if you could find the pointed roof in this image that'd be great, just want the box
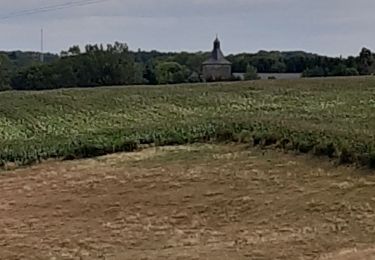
[203,36,231,65]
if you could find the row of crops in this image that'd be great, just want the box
[1,77,375,168]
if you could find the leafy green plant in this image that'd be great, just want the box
[1,77,375,168]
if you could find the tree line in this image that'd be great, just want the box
[1,42,375,91]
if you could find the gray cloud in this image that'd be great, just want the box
[0,0,374,56]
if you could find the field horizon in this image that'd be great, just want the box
[1,76,375,169]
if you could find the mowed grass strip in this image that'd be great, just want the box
[0,76,375,168]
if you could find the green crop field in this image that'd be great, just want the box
[1,76,375,168]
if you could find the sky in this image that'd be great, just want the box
[0,0,374,57]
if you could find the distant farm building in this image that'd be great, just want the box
[202,37,232,81]
[202,37,302,82]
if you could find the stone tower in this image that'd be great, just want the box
[202,36,232,81]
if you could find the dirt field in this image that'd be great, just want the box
[1,144,375,260]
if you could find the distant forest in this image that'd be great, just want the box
[1,42,375,90]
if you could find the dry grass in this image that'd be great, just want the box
[1,144,375,259]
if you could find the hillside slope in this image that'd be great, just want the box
[0,77,375,167]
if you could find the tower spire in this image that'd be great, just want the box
[213,35,220,51]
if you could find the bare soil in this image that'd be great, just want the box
[1,144,375,260]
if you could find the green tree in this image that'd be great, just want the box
[302,66,326,77]
[0,54,11,90]
[358,47,375,75]
[244,64,260,80]
[344,67,359,76]
[143,61,157,85]
[11,42,144,90]
[155,62,190,84]
[68,45,81,56]
[329,64,359,76]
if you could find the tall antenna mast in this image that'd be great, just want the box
[40,28,44,63]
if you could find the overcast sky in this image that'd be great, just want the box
[0,0,374,56]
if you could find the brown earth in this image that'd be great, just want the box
[1,144,375,260]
